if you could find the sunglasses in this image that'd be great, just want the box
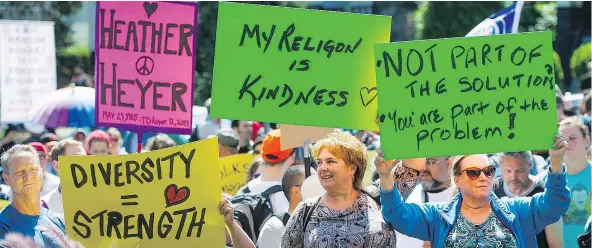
[457,165,496,180]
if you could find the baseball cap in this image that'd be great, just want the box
[261,129,293,164]
[28,142,48,155]
[40,133,58,144]
[216,129,239,148]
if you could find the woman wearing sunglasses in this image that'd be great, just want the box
[377,133,571,248]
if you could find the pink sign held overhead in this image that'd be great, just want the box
[95,1,197,134]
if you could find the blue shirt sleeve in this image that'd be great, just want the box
[379,183,437,241]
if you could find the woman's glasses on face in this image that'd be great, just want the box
[458,165,496,180]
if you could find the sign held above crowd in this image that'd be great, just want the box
[210,2,391,131]
[374,31,557,160]
[94,1,198,135]
[0,20,57,123]
[59,138,224,248]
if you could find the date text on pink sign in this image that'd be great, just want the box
[95,1,197,134]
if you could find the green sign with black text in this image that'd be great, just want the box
[375,32,557,159]
[211,2,391,131]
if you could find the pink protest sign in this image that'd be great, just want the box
[95,1,197,134]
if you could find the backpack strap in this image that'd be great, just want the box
[302,197,321,232]
[261,185,282,197]
[273,212,291,226]
[281,212,290,226]
[241,186,251,194]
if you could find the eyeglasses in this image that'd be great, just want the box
[426,159,440,167]
[457,165,496,180]
[426,157,450,167]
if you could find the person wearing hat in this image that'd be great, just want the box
[215,129,240,158]
[236,129,294,214]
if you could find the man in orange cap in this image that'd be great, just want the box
[236,129,295,214]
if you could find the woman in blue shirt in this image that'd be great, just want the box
[377,133,571,248]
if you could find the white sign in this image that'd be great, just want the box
[0,21,57,123]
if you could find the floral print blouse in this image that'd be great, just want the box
[281,161,421,248]
[444,211,518,248]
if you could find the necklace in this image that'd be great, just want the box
[462,201,490,210]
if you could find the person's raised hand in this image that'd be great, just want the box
[549,132,568,158]
[374,147,399,178]
[219,198,235,226]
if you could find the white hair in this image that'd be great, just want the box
[0,145,40,174]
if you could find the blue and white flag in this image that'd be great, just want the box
[466,1,524,37]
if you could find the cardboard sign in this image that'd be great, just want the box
[60,139,224,248]
[211,2,391,131]
[0,21,56,123]
[362,150,379,187]
[375,32,557,160]
[220,154,254,195]
[280,124,335,150]
[94,1,197,134]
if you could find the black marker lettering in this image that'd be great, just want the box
[178,24,194,56]
[136,79,153,110]
[114,162,124,187]
[73,211,91,238]
[125,160,142,184]
[164,23,179,55]
[71,163,87,188]
[99,9,115,49]
[179,149,195,178]
[153,82,171,111]
[117,79,134,108]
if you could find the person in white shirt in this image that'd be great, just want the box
[40,140,86,216]
[236,129,295,214]
[257,165,307,248]
[396,156,456,248]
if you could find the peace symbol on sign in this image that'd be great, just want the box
[135,56,155,76]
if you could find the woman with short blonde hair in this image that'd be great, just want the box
[281,131,397,247]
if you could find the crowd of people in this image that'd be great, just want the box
[0,85,588,248]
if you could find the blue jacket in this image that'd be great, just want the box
[380,166,571,248]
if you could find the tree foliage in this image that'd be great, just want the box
[0,2,82,52]
[570,43,592,81]
[553,50,565,91]
[518,2,557,37]
[422,2,504,39]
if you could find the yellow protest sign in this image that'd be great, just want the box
[59,138,225,248]
[220,154,254,195]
